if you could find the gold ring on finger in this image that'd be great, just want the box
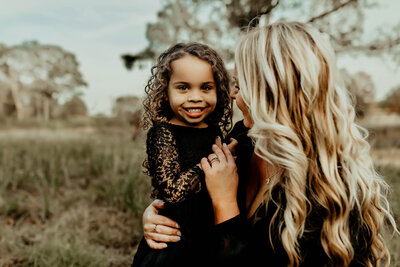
[153,224,157,233]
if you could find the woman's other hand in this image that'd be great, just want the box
[201,144,240,224]
[142,199,181,249]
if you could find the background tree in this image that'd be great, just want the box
[112,95,143,140]
[122,0,400,69]
[341,70,375,118]
[59,95,88,118]
[380,86,400,114]
[0,41,87,120]
[121,0,400,114]
[112,95,141,119]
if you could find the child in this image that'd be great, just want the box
[131,42,232,267]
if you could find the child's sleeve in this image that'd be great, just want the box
[146,124,202,203]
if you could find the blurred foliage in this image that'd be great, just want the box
[122,0,400,68]
[112,95,143,140]
[380,86,400,114]
[0,41,87,121]
[59,95,88,118]
[341,70,375,118]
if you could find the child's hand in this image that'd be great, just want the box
[215,136,238,155]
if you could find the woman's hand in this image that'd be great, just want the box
[142,199,181,249]
[215,136,238,155]
[201,144,240,224]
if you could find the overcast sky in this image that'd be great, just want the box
[1,0,399,115]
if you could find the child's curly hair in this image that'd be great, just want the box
[141,42,232,135]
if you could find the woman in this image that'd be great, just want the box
[140,22,399,266]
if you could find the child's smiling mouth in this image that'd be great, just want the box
[183,107,206,118]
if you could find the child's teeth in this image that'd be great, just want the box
[189,109,201,112]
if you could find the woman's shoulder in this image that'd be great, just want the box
[227,120,249,140]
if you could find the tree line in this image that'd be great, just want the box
[0,41,87,121]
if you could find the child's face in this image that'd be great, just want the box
[167,55,217,128]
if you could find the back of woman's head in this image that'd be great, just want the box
[235,21,398,266]
[142,42,232,134]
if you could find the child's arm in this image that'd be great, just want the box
[146,124,203,203]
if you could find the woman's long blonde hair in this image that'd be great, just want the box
[235,21,398,266]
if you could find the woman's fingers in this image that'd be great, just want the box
[144,214,180,229]
[213,144,233,165]
[201,157,212,173]
[214,136,237,155]
[209,143,235,166]
[141,199,181,249]
[144,200,180,228]
[227,138,238,153]
[143,217,181,249]
[215,136,222,149]
[155,224,181,236]
[203,143,236,174]
[144,231,181,243]
[143,223,181,237]
[150,199,165,211]
[212,144,226,163]
[145,239,168,250]
[222,143,235,165]
[207,153,218,162]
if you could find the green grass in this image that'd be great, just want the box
[378,165,400,266]
[0,128,151,266]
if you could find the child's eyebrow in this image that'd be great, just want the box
[171,81,189,85]
[171,81,215,86]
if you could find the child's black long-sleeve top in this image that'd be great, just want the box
[133,122,222,267]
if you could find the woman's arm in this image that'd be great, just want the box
[201,144,251,263]
[142,199,182,249]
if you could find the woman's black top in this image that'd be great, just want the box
[132,122,222,267]
[213,201,371,266]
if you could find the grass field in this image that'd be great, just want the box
[0,125,151,266]
[0,123,399,266]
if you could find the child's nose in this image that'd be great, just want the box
[188,89,202,102]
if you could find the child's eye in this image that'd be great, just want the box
[178,85,189,90]
[201,85,213,90]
